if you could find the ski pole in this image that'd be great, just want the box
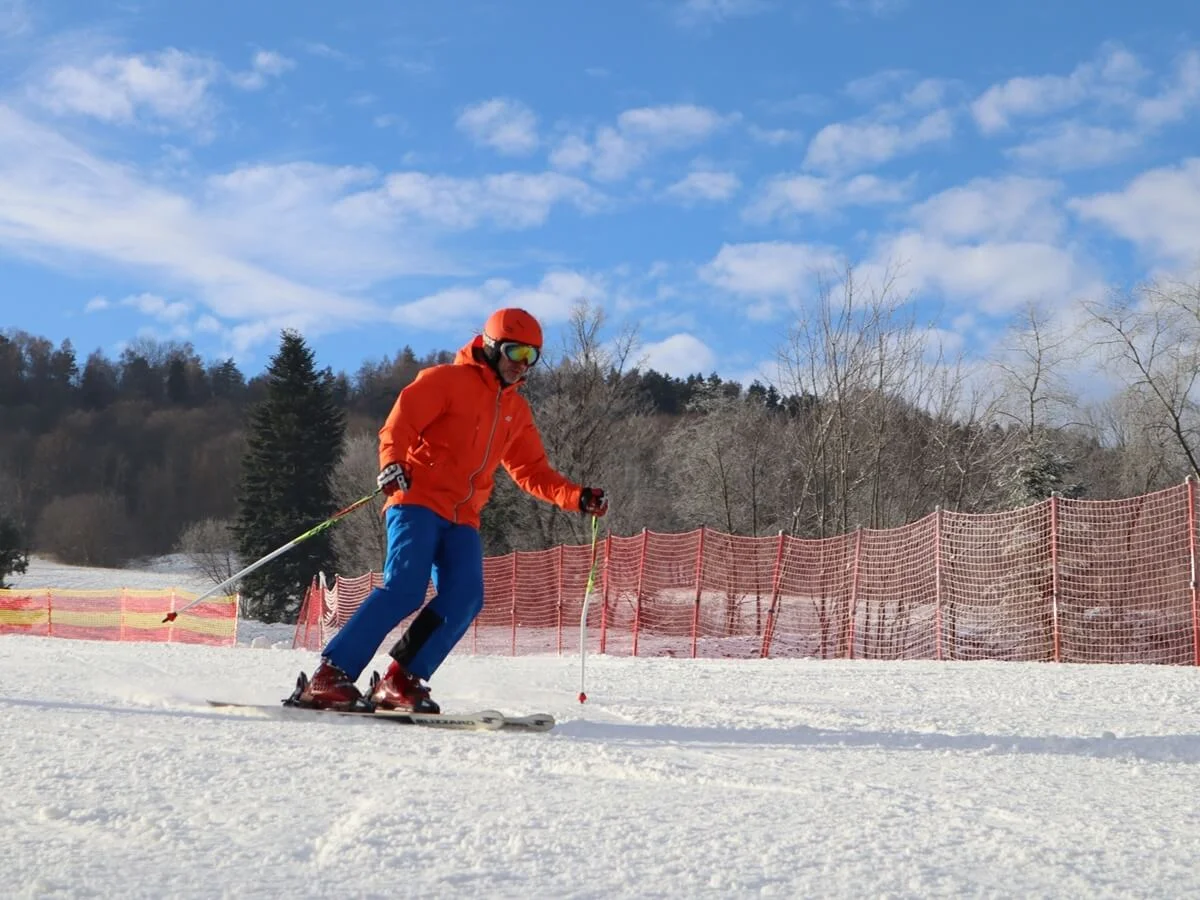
[162,488,382,623]
[578,514,601,703]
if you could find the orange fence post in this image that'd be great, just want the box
[510,552,518,656]
[600,534,612,655]
[632,528,648,657]
[556,544,564,656]
[847,528,862,659]
[934,507,943,661]
[1049,494,1061,663]
[1189,477,1199,666]
[691,526,706,658]
[760,531,785,659]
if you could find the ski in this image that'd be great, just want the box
[205,700,512,731]
[205,700,555,731]
[203,670,555,732]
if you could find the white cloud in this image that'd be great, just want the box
[665,170,741,204]
[1008,122,1143,170]
[700,241,841,300]
[84,296,110,312]
[587,127,647,181]
[0,106,461,352]
[364,171,600,230]
[120,292,191,322]
[745,172,910,220]
[1070,158,1200,267]
[32,49,220,130]
[456,98,539,156]
[849,174,1105,317]
[548,133,592,170]
[747,124,802,145]
[844,69,912,104]
[803,110,952,173]
[874,231,1102,315]
[640,333,716,378]
[1134,50,1200,129]
[372,113,405,130]
[551,104,732,181]
[970,45,1146,134]
[195,315,222,334]
[230,50,296,91]
[617,104,729,143]
[30,47,295,132]
[902,78,952,111]
[297,41,359,68]
[391,271,604,334]
[909,176,1065,243]
[970,49,1200,173]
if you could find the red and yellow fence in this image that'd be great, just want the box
[0,588,238,645]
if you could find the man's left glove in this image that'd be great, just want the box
[377,462,410,496]
[579,487,608,516]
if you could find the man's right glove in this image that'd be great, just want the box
[579,487,608,516]
[377,462,410,496]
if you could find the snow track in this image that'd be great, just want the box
[3,635,1200,897]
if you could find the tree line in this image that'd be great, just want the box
[4,270,1200,615]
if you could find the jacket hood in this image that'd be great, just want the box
[455,335,525,391]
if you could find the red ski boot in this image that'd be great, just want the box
[295,660,366,710]
[369,660,440,713]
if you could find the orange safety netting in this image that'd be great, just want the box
[0,588,239,645]
[294,481,1200,665]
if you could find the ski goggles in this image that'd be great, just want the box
[499,341,540,366]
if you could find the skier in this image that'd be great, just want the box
[296,307,608,711]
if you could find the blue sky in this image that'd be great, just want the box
[1,0,1199,384]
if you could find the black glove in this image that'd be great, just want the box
[579,487,608,516]
[377,462,410,496]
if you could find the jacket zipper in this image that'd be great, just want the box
[453,388,502,523]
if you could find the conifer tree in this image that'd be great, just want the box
[0,512,28,588]
[233,331,346,622]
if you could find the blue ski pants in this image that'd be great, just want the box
[321,504,484,681]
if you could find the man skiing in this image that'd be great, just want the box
[296,307,608,712]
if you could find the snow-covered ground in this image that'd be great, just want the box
[4,558,1200,897]
[11,554,220,597]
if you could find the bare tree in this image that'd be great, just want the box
[989,301,1085,505]
[175,518,240,586]
[35,492,134,567]
[664,384,788,536]
[1083,388,1187,496]
[915,355,1014,513]
[329,433,387,576]
[514,300,663,547]
[777,263,941,534]
[1085,278,1200,479]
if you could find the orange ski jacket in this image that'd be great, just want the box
[378,336,584,528]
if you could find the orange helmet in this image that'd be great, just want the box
[483,308,543,348]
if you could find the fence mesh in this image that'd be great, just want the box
[0,588,238,645]
[294,481,1200,666]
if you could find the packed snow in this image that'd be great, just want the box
[3,557,1200,897]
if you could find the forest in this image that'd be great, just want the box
[3,272,1200,584]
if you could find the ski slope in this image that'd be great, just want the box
[3,558,1200,897]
